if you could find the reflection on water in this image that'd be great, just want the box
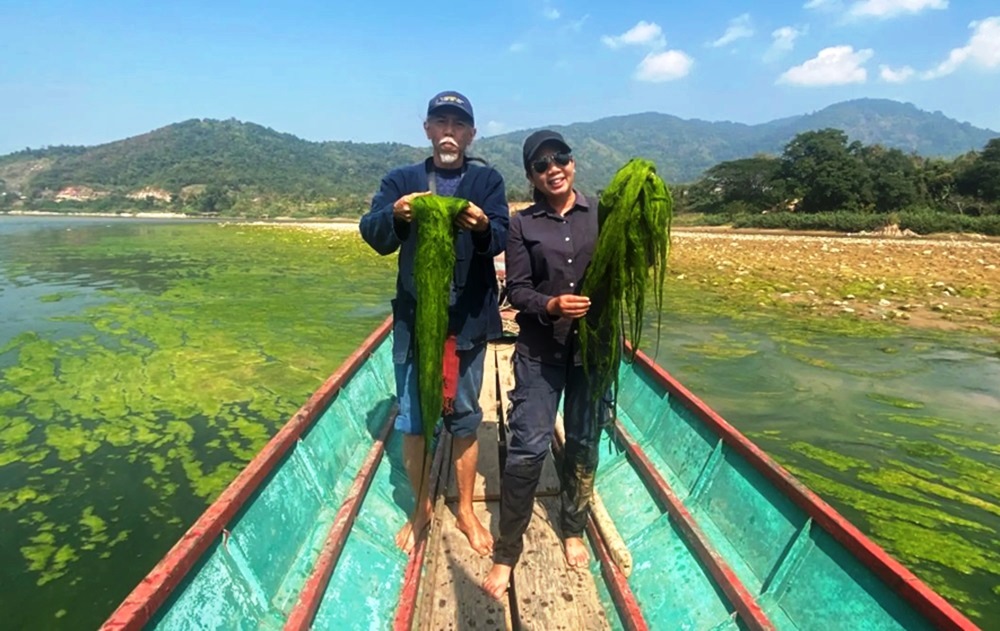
[1,216,998,627]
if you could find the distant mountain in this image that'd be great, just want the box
[474,98,999,191]
[755,99,997,157]
[1,99,996,209]
[0,119,425,200]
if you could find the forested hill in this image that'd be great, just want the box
[1,98,996,214]
[0,119,426,198]
[474,99,999,192]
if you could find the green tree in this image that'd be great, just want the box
[860,145,919,212]
[780,129,869,213]
[196,184,232,214]
[700,156,784,211]
[958,138,1000,204]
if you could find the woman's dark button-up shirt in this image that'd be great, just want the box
[505,191,598,365]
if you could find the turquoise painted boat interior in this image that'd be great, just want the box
[144,332,959,630]
[586,358,938,631]
[149,333,411,631]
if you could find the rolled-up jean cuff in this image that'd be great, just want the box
[392,341,486,437]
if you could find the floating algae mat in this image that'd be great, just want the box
[410,194,468,447]
[0,219,396,630]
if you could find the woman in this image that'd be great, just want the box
[482,130,610,599]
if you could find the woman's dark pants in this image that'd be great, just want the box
[492,350,604,567]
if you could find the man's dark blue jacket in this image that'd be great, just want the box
[359,157,509,363]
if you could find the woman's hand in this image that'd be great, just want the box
[546,294,590,319]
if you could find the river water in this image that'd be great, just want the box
[1,216,997,628]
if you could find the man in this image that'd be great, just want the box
[359,90,509,555]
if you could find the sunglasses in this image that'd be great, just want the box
[531,152,572,174]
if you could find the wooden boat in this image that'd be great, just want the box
[100,316,980,630]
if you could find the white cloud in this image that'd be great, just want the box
[778,45,874,85]
[766,26,806,59]
[634,50,694,82]
[923,16,1000,78]
[484,121,506,135]
[804,0,837,8]
[848,0,946,19]
[509,42,526,53]
[879,64,916,82]
[710,14,754,48]
[544,6,560,20]
[602,21,666,49]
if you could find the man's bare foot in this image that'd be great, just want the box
[456,509,494,556]
[564,536,590,568]
[396,504,432,554]
[482,563,512,601]
[394,521,415,553]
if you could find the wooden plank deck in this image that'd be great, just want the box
[414,341,610,630]
[415,342,512,630]
[512,496,612,630]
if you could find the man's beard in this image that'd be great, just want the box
[436,137,462,164]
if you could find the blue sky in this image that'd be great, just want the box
[2,0,999,155]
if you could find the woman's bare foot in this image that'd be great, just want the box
[564,536,590,568]
[482,563,512,601]
[456,509,494,556]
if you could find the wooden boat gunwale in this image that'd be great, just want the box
[623,340,979,631]
[99,317,394,631]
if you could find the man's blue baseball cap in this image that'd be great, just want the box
[427,90,474,125]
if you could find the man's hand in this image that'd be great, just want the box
[454,202,490,233]
[393,191,431,223]
[546,294,591,319]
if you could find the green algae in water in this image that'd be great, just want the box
[866,392,926,410]
[935,434,1000,457]
[783,464,999,612]
[877,461,1000,518]
[79,507,108,544]
[0,224,399,621]
[45,425,102,461]
[902,441,954,459]
[682,342,758,360]
[788,442,871,472]
[20,531,79,587]
[38,292,78,303]
[869,412,961,429]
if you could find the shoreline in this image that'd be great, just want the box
[4,210,999,244]
[1,210,359,222]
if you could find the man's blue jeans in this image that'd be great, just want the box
[393,341,486,439]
